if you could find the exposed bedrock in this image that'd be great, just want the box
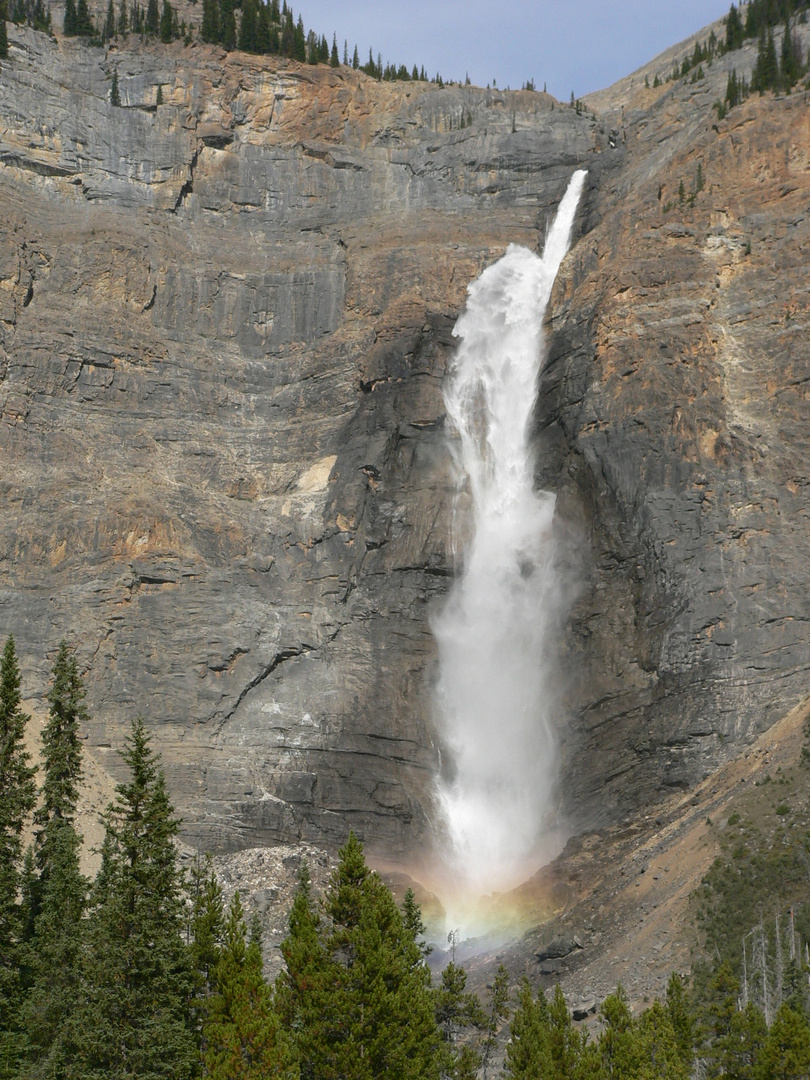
[1,25,808,862]
[0,28,597,858]
[544,59,810,830]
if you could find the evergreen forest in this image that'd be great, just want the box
[1,0,442,85]
[2,632,810,1077]
[4,0,810,104]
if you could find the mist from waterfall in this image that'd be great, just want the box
[433,170,587,903]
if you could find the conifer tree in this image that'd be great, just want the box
[758,1002,810,1079]
[636,1001,688,1079]
[753,26,779,90]
[117,0,127,35]
[725,3,745,51]
[292,13,304,61]
[480,964,509,1079]
[719,1001,766,1079]
[63,0,77,33]
[330,32,338,67]
[0,636,37,1070]
[20,641,89,1075]
[102,0,114,38]
[704,961,740,1075]
[279,8,293,55]
[70,718,197,1079]
[0,0,8,59]
[599,986,639,1079]
[280,834,445,1079]
[503,978,554,1078]
[352,43,358,69]
[219,0,235,50]
[238,0,257,52]
[436,957,486,1030]
[201,0,218,42]
[780,19,801,88]
[257,4,275,54]
[75,0,93,34]
[665,972,694,1069]
[110,68,121,105]
[203,891,297,1079]
[0,637,36,954]
[187,853,225,1049]
[145,0,157,32]
[37,642,85,835]
[159,0,172,41]
[276,860,328,1071]
[21,820,88,1078]
[402,886,431,958]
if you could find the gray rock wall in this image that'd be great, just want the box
[0,28,597,859]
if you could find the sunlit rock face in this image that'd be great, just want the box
[1,20,808,869]
[0,27,595,859]
[542,57,810,831]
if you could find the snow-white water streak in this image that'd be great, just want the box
[434,170,587,900]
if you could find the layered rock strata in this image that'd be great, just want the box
[0,27,595,857]
[2,20,809,864]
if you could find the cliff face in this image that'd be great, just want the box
[1,22,808,864]
[546,37,810,828]
[0,27,597,857]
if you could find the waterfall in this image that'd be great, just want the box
[433,170,587,900]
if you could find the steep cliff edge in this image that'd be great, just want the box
[546,32,810,830]
[0,27,598,858]
[1,22,808,874]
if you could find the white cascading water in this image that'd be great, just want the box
[434,170,587,902]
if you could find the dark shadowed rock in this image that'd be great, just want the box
[536,935,583,962]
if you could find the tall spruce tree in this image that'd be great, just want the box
[159,0,172,41]
[238,0,257,53]
[635,1001,688,1080]
[70,718,197,1079]
[200,0,218,41]
[21,642,89,1077]
[21,821,88,1078]
[219,0,235,50]
[276,862,331,1077]
[503,978,554,1079]
[0,0,8,59]
[102,0,114,38]
[37,642,84,835]
[187,852,225,1050]
[63,0,77,33]
[203,891,297,1079]
[758,1003,810,1079]
[480,964,509,1079]
[599,986,639,1079]
[780,18,801,87]
[292,12,304,61]
[0,636,37,1073]
[279,834,445,1080]
[718,1001,767,1079]
[75,0,93,34]
[665,972,695,1070]
[725,3,745,50]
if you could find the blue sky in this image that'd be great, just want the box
[295,1,732,99]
